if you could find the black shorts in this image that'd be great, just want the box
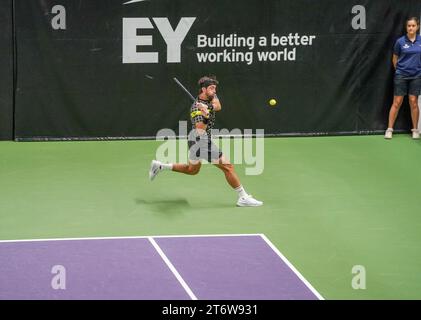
[394,75,421,96]
[188,136,223,163]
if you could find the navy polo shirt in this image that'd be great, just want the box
[393,34,421,78]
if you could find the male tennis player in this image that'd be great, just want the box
[149,76,263,207]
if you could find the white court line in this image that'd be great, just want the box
[259,233,325,300]
[148,237,197,300]
[0,233,324,299]
[0,233,262,243]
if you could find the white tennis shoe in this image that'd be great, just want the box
[412,129,420,139]
[384,128,393,139]
[237,194,263,207]
[149,160,162,181]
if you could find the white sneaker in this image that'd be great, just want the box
[384,128,393,139]
[149,160,162,181]
[412,129,420,139]
[237,194,263,207]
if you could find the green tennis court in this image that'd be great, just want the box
[1,135,420,299]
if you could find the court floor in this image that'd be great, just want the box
[1,135,421,299]
[0,234,321,300]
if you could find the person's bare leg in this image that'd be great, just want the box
[172,161,202,175]
[213,156,241,188]
[408,95,419,130]
[149,160,200,181]
[213,156,263,206]
[388,96,404,128]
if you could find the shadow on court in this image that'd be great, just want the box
[135,198,234,215]
[135,198,191,216]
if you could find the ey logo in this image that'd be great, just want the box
[122,17,196,64]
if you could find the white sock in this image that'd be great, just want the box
[234,185,248,198]
[160,163,173,171]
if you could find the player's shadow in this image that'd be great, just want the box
[135,198,191,217]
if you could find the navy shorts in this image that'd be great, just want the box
[394,75,421,96]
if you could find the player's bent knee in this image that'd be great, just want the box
[188,165,201,175]
[191,169,200,175]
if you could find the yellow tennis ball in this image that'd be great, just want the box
[269,99,277,106]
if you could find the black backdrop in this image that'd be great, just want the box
[1,0,420,140]
[0,0,13,140]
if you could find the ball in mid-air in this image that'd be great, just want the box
[269,99,277,106]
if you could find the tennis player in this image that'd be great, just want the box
[149,76,263,207]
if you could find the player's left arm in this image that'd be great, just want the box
[211,95,222,112]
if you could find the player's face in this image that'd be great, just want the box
[406,20,419,35]
[205,85,217,99]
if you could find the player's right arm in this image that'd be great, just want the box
[211,95,221,112]
[191,104,207,135]
[196,103,210,117]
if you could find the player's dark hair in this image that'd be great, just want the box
[198,76,219,93]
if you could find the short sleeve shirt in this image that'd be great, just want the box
[393,34,421,78]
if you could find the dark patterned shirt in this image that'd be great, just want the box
[190,96,217,138]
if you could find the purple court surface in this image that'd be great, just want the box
[0,234,323,300]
